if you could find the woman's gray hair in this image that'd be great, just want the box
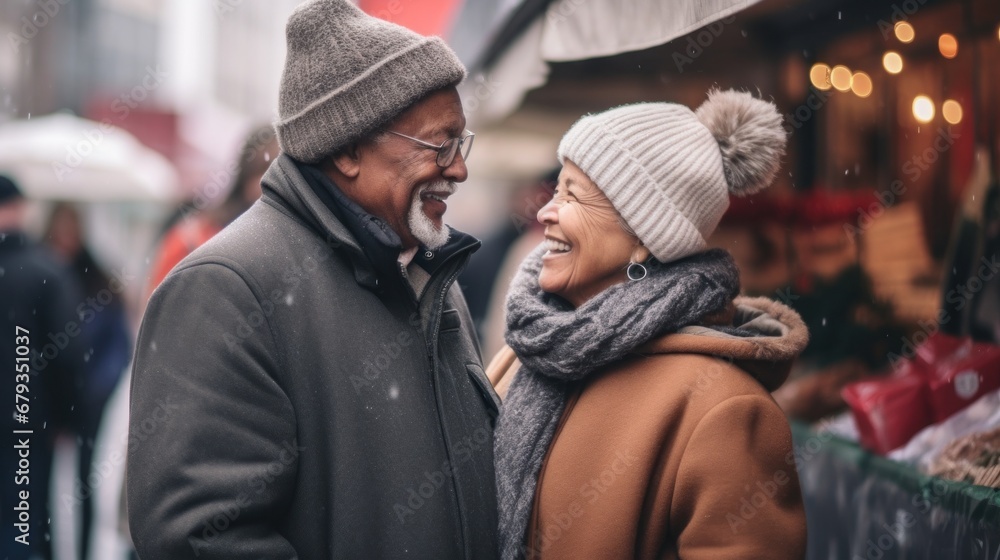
[618,216,648,256]
[618,216,637,238]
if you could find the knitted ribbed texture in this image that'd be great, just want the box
[275,0,466,164]
[557,103,730,264]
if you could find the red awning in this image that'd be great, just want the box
[358,0,463,37]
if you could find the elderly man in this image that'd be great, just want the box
[127,2,499,559]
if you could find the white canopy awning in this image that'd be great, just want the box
[0,113,180,202]
[459,0,763,125]
[540,0,759,62]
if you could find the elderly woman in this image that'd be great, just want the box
[489,90,809,560]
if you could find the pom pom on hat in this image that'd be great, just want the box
[694,89,786,197]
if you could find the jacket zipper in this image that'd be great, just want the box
[420,242,479,559]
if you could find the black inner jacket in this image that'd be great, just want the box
[295,161,479,301]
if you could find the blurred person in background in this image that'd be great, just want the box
[0,176,89,560]
[460,169,556,344]
[145,124,278,295]
[127,1,498,559]
[43,202,132,560]
[481,227,547,358]
[488,91,808,559]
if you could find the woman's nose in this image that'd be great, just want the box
[537,198,558,225]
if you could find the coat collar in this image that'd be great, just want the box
[640,296,810,391]
[260,153,480,293]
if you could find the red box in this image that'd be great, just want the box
[842,374,934,455]
[841,334,990,455]
[913,333,967,367]
[887,332,966,377]
[926,341,1000,423]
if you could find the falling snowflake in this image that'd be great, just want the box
[389,384,399,400]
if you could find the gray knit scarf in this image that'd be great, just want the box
[494,246,740,559]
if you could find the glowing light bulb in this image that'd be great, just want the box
[938,34,958,59]
[942,100,963,124]
[895,22,915,43]
[912,95,935,123]
[810,63,832,90]
[851,72,873,98]
[830,65,852,92]
[883,51,903,74]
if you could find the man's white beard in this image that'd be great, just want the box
[408,181,455,250]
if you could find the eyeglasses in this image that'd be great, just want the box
[387,130,475,168]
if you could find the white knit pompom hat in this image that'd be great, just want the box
[557,89,786,264]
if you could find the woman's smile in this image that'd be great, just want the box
[542,235,572,256]
[536,160,647,307]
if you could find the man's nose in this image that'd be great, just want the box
[442,152,468,183]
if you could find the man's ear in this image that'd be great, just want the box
[328,144,362,178]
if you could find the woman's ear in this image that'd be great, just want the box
[328,144,362,178]
[631,244,651,263]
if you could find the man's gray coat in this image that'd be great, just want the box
[128,154,499,559]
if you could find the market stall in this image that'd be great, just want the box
[792,422,1000,559]
[460,0,1000,555]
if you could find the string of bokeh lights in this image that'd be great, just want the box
[806,22,1000,125]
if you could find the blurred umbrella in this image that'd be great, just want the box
[0,113,180,202]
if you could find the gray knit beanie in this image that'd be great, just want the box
[557,89,786,264]
[275,0,466,164]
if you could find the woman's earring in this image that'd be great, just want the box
[626,261,648,281]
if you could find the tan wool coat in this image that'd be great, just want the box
[488,297,809,560]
